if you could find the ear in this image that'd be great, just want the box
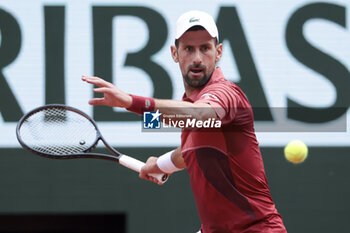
[170,45,179,63]
[215,43,223,63]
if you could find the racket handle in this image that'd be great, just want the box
[119,154,168,184]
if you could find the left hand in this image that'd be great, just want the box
[82,75,132,108]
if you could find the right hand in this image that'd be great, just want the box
[140,156,169,185]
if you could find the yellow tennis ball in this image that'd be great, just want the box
[284,140,308,164]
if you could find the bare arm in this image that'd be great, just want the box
[82,76,217,121]
[171,147,186,169]
[155,99,218,121]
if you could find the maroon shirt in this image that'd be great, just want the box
[181,67,286,233]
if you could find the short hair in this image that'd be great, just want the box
[174,25,219,48]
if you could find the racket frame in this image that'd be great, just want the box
[16,104,168,183]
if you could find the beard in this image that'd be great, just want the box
[183,64,213,88]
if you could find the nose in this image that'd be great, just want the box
[193,49,202,65]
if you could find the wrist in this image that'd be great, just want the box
[157,150,183,174]
[126,94,155,115]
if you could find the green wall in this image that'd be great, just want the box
[0,147,349,232]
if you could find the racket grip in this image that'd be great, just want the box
[119,154,168,184]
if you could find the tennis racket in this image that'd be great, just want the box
[16,104,168,184]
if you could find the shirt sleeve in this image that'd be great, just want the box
[195,84,239,123]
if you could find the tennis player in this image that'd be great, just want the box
[83,10,287,233]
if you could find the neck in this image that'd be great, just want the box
[184,82,196,98]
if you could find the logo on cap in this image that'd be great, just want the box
[189,17,200,23]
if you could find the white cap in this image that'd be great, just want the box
[175,10,219,41]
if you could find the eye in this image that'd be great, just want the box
[185,46,193,52]
[201,45,209,52]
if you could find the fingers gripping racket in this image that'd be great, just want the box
[16,104,168,184]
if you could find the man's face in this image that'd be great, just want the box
[171,30,222,88]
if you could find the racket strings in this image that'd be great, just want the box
[20,107,98,155]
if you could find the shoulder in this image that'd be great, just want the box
[199,79,246,104]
